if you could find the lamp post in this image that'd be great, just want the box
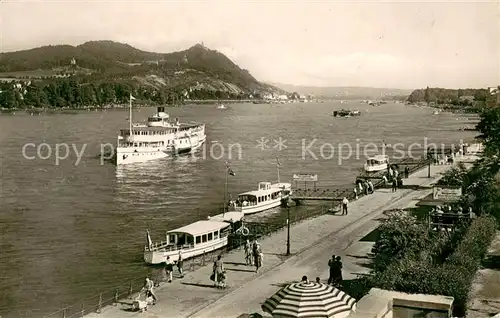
[286,203,291,256]
[427,152,431,178]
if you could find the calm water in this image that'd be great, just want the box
[0,102,477,317]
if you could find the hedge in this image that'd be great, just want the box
[370,215,497,317]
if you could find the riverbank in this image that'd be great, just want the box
[81,154,478,318]
[0,100,315,114]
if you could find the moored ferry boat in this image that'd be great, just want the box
[116,96,206,165]
[364,155,389,172]
[144,212,244,264]
[229,182,292,215]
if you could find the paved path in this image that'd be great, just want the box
[468,233,500,317]
[87,157,475,318]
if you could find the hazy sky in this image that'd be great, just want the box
[0,0,499,89]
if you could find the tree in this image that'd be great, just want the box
[476,107,500,156]
[371,210,432,272]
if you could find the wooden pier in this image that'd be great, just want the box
[290,157,430,203]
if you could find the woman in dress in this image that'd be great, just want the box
[212,255,226,289]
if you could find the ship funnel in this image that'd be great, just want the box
[157,106,165,113]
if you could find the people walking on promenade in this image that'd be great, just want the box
[335,256,343,286]
[244,239,253,265]
[353,187,358,199]
[165,256,173,283]
[177,251,184,278]
[328,255,337,284]
[404,166,409,178]
[368,180,374,194]
[392,178,397,192]
[253,241,263,272]
[211,255,226,289]
[141,277,157,304]
[397,176,403,188]
[342,197,349,215]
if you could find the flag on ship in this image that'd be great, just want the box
[226,162,236,176]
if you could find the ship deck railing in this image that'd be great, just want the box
[145,242,194,252]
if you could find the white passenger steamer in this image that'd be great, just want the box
[144,212,244,264]
[228,158,292,215]
[116,95,206,165]
[229,182,292,215]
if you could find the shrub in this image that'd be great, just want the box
[371,210,432,272]
[436,162,468,187]
[370,216,497,317]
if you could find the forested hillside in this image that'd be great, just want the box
[0,41,284,109]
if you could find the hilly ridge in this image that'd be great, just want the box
[0,41,283,104]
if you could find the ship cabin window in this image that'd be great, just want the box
[202,234,207,243]
[213,231,219,239]
[220,227,230,238]
[195,236,201,244]
[169,235,176,244]
[174,234,193,246]
[208,233,213,241]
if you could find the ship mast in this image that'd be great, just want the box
[129,94,134,138]
[276,156,280,184]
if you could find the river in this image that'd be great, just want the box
[0,101,477,317]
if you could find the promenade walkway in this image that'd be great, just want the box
[87,156,476,318]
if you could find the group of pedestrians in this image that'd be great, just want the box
[388,165,408,192]
[244,239,264,272]
[327,255,343,287]
[299,255,343,288]
[141,251,185,304]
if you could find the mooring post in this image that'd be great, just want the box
[97,293,102,313]
[128,281,133,298]
[80,304,84,318]
[202,251,205,266]
[286,206,291,256]
[114,289,119,306]
[62,308,67,318]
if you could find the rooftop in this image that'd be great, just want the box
[238,182,291,197]
[168,220,230,236]
[349,288,454,318]
[208,212,244,223]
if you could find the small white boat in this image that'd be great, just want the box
[364,155,389,172]
[433,111,439,115]
[216,103,226,109]
[144,214,243,264]
[229,182,292,215]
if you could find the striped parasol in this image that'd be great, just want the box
[262,282,356,318]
